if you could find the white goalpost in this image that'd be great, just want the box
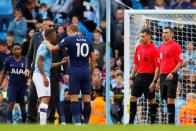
[123,10,196,124]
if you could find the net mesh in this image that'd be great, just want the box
[128,14,196,124]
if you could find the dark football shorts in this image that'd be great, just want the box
[131,73,155,99]
[69,72,91,95]
[7,84,27,104]
[160,74,178,100]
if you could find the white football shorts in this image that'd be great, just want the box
[32,72,51,98]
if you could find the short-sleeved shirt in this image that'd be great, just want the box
[158,40,183,74]
[34,42,52,77]
[58,34,94,73]
[134,42,159,73]
[4,56,27,87]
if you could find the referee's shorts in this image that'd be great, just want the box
[160,73,178,100]
[131,73,155,99]
[32,72,51,98]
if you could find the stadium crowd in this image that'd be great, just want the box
[0,0,196,125]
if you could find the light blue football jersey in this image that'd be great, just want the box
[34,42,52,77]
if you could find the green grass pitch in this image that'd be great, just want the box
[0,124,196,131]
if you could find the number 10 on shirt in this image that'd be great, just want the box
[76,43,89,57]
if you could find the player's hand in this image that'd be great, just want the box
[62,57,69,63]
[149,82,156,92]
[43,76,49,87]
[24,69,30,77]
[166,73,173,80]
[130,76,135,88]
[130,79,134,88]
[64,75,69,84]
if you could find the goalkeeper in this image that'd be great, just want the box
[129,29,160,124]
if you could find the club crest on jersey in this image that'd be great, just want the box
[166,53,170,58]
[11,68,24,74]
[144,57,148,62]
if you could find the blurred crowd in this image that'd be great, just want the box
[0,0,196,125]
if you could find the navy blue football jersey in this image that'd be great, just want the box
[58,34,94,73]
[4,56,27,87]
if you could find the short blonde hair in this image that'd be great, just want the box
[67,24,79,33]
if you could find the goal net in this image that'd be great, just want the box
[123,10,196,124]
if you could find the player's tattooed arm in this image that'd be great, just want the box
[0,69,7,87]
[51,57,69,68]
[37,55,49,87]
[37,56,46,78]
[44,40,60,52]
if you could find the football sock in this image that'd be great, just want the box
[167,104,175,124]
[21,110,27,123]
[7,111,13,123]
[83,102,91,124]
[71,101,81,124]
[149,104,157,124]
[39,103,48,125]
[129,102,137,124]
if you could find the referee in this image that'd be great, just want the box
[129,29,160,124]
[158,27,183,124]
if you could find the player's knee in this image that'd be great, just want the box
[148,99,156,105]
[70,95,79,102]
[7,103,15,111]
[167,98,175,104]
[83,95,90,102]
[41,96,50,104]
[130,96,137,102]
